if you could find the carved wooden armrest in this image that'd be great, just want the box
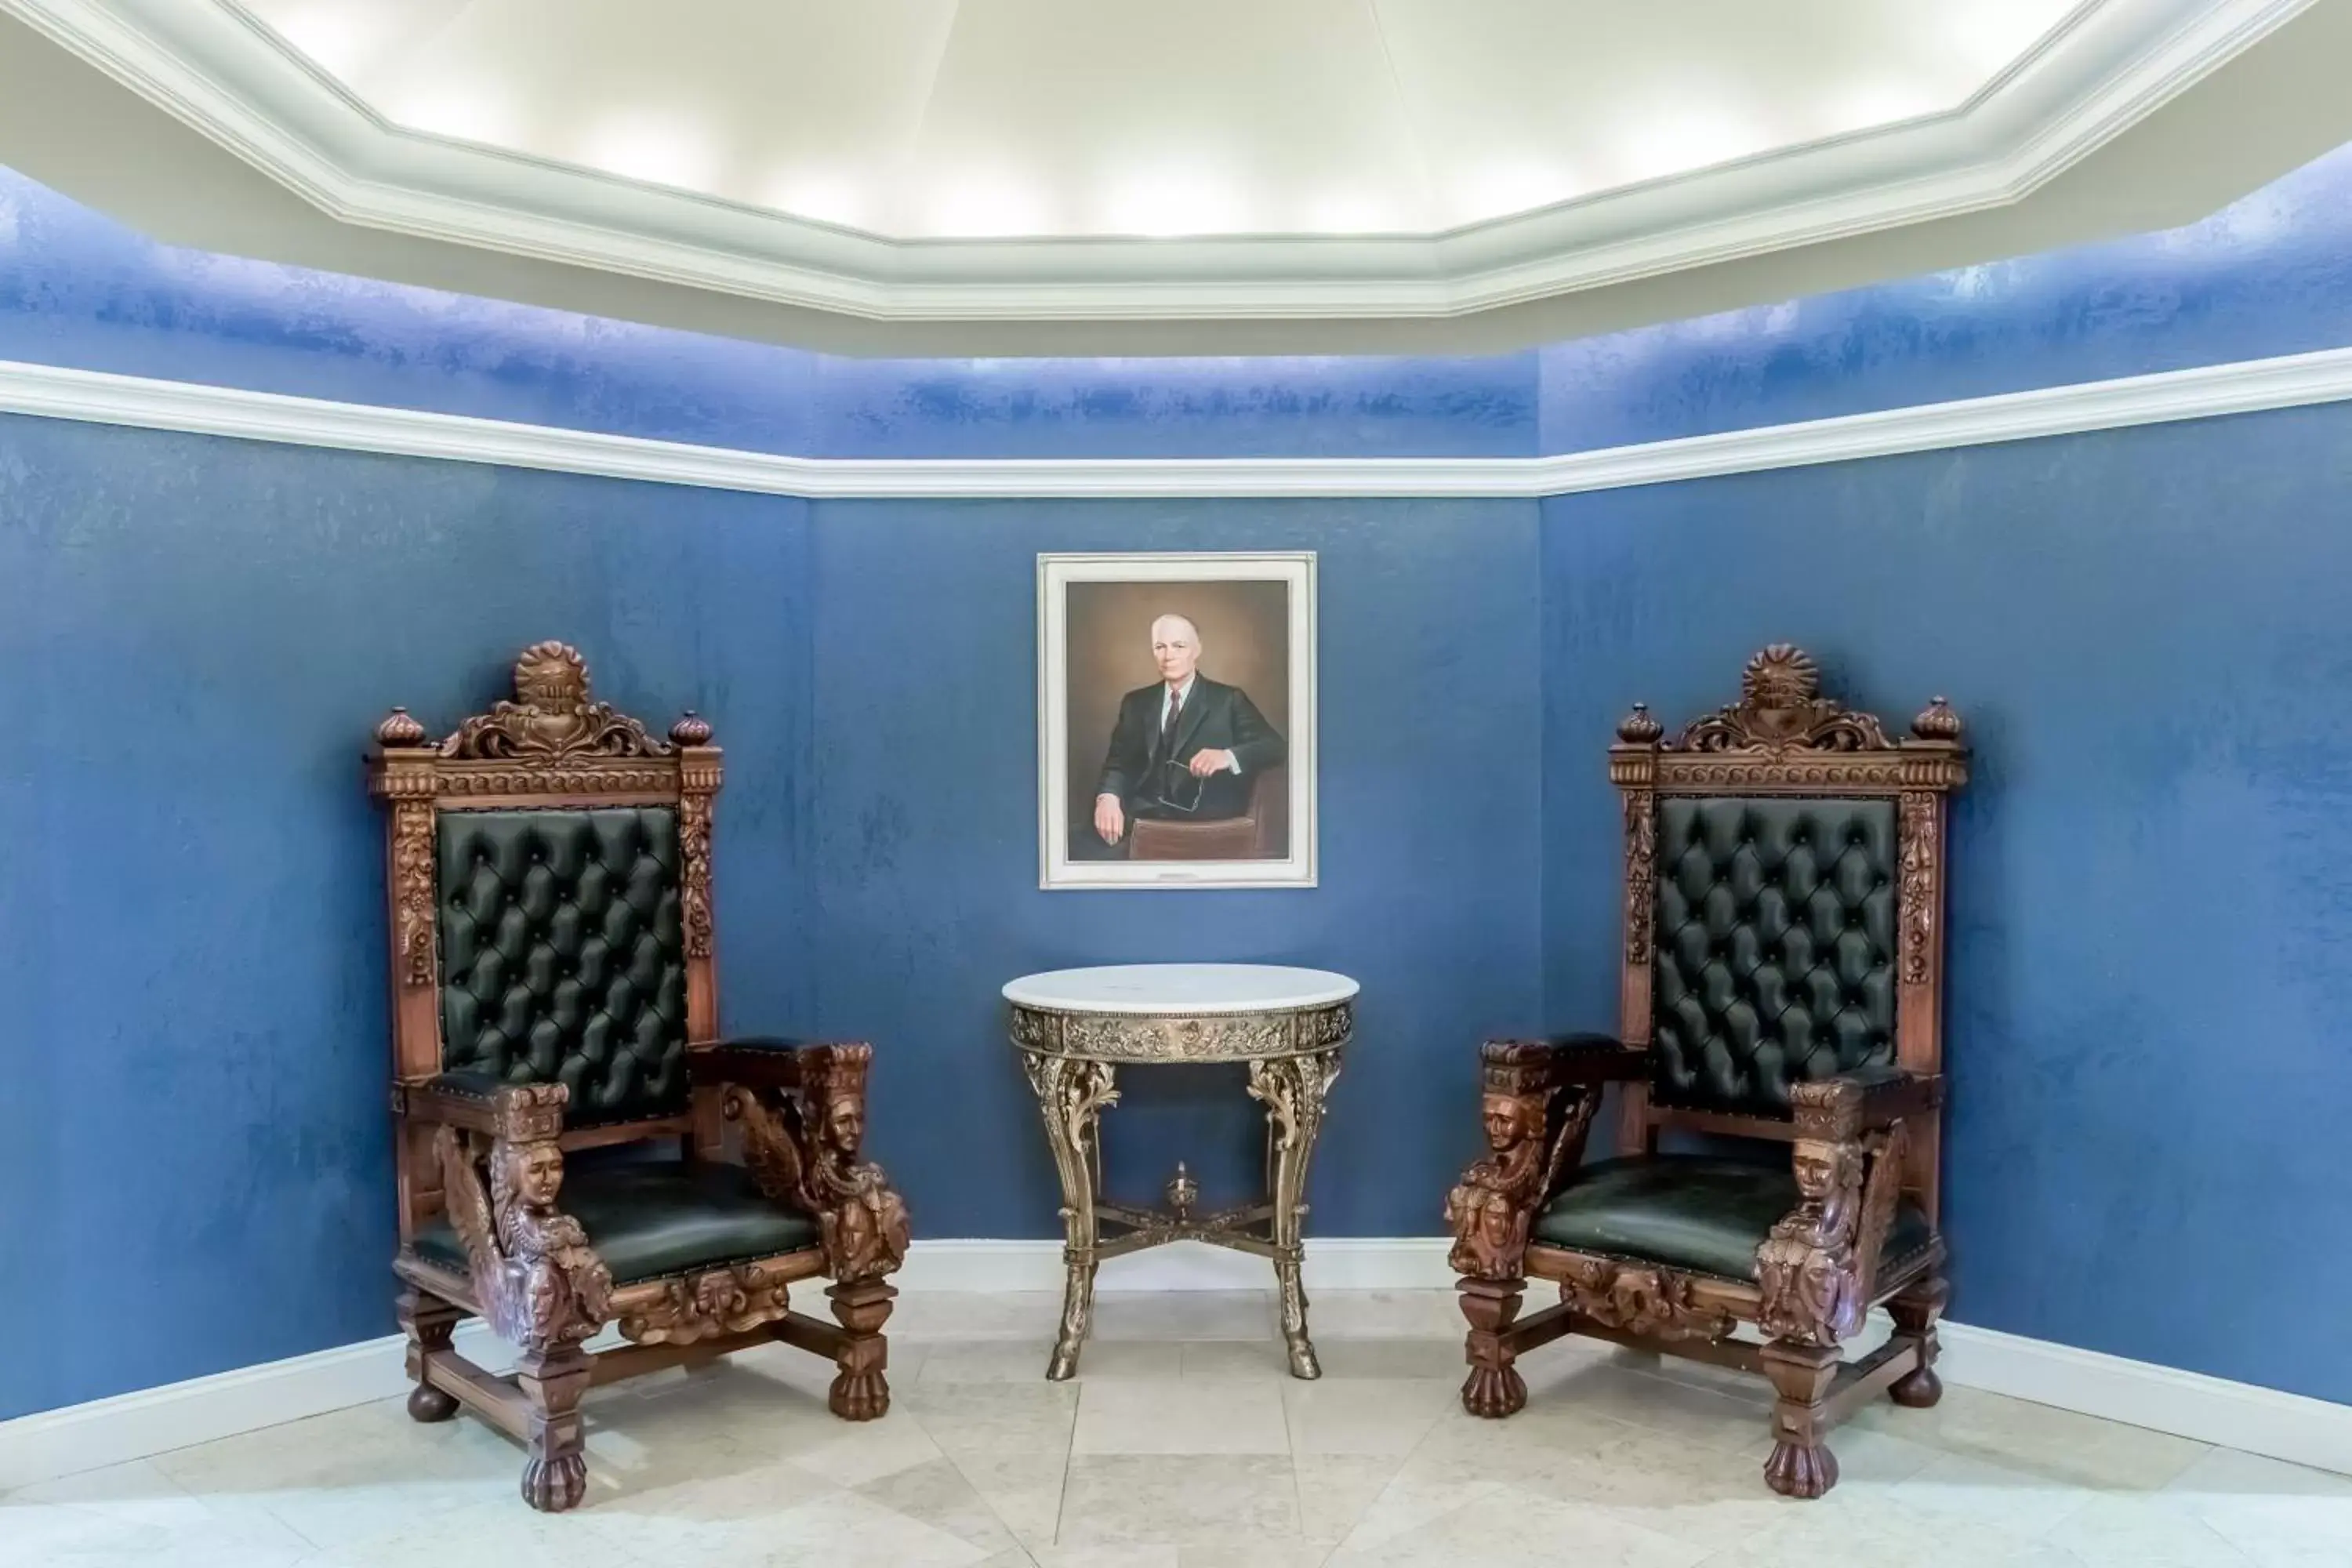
[1755,1072,1936,1348]
[713,1042,912,1284]
[1485,1033,1651,1087]
[401,1071,563,1139]
[685,1036,856,1093]
[1443,1036,1622,1281]
[427,1081,614,1354]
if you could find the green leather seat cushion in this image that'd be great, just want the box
[1534,1155,1931,1282]
[413,1157,818,1285]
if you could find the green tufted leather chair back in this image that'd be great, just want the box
[436,807,689,1125]
[1650,797,1896,1117]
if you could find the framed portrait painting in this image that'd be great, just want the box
[1038,551,1317,890]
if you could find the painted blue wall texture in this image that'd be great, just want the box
[0,166,1536,461]
[1540,140,2352,452]
[5,132,2352,1421]
[1541,404,2352,1403]
[0,414,815,1419]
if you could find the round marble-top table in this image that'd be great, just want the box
[1004,964,1358,1380]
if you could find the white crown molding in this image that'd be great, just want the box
[3,343,2351,500]
[4,1238,2346,1490]
[0,0,2310,322]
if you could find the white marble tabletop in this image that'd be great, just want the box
[1002,963,1358,1014]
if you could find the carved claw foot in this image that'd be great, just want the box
[830,1367,890,1421]
[1461,1361,1527,1418]
[405,1381,459,1423]
[520,1451,589,1513]
[1763,1439,1839,1499]
[1889,1363,1944,1408]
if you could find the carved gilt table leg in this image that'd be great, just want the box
[1249,1050,1343,1380]
[1022,1051,1120,1381]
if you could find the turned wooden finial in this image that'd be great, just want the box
[1911,695,1962,741]
[1617,703,1664,743]
[376,706,429,747]
[670,710,714,746]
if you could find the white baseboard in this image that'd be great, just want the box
[1937,1322,2352,1478]
[5,1239,2345,1490]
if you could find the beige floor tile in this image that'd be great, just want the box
[926,1338,1187,1385]
[1325,1484,1709,1567]
[1030,1546,1181,1566]
[1073,1379,1291,1455]
[1729,1486,2092,1567]
[1179,1543,1338,1566]
[1313,1339,1472,1381]
[1846,1383,2211,1490]
[1301,1290,1465,1341]
[1512,1360,1766,1454]
[5,1460,318,1568]
[1327,1469,1504,1555]
[1088,1291,1279,1342]
[1181,1340,1295,1380]
[855,1453,1028,1557]
[2045,1494,2258,1566]
[895,1292,1073,1342]
[1282,1378,1456,1457]
[2162,1446,2352,1566]
[1885,1448,2104,1538]
[570,1454,841,1556]
[1057,1454,1304,1548]
[1295,1453,1410,1544]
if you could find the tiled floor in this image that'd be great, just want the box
[9,1290,2349,1566]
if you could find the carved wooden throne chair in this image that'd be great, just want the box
[368,641,910,1512]
[1444,646,1966,1498]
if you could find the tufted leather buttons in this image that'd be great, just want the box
[1649,796,1898,1118]
[434,807,689,1125]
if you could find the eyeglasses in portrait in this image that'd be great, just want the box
[1037,552,1317,889]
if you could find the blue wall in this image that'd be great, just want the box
[1541,404,2352,1403]
[0,414,815,1418]
[1539,143,2352,451]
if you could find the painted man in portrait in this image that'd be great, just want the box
[1092,613,1285,846]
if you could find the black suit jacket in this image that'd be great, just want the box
[1096,676,1285,821]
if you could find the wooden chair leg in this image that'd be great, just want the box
[1888,1275,1950,1409]
[1761,1340,1842,1499]
[1457,1276,1528,1418]
[396,1287,460,1424]
[514,1345,593,1513]
[826,1279,895,1421]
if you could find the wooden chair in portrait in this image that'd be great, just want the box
[1127,764,1287,860]
[1443,645,1966,1497]
[367,641,910,1512]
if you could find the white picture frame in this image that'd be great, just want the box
[1038,551,1318,891]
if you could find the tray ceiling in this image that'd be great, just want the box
[0,0,2337,353]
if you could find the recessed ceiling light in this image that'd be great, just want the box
[766,176,869,230]
[265,1,400,78]
[926,175,1054,239]
[1455,162,1583,226]
[1300,190,1406,237]
[386,82,517,149]
[1620,106,1773,184]
[1102,169,1247,238]
[579,115,719,194]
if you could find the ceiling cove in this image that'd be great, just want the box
[0,0,2339,354]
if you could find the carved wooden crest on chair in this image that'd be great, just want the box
[368,642,908,1513]
[1445,646,1965,1500]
